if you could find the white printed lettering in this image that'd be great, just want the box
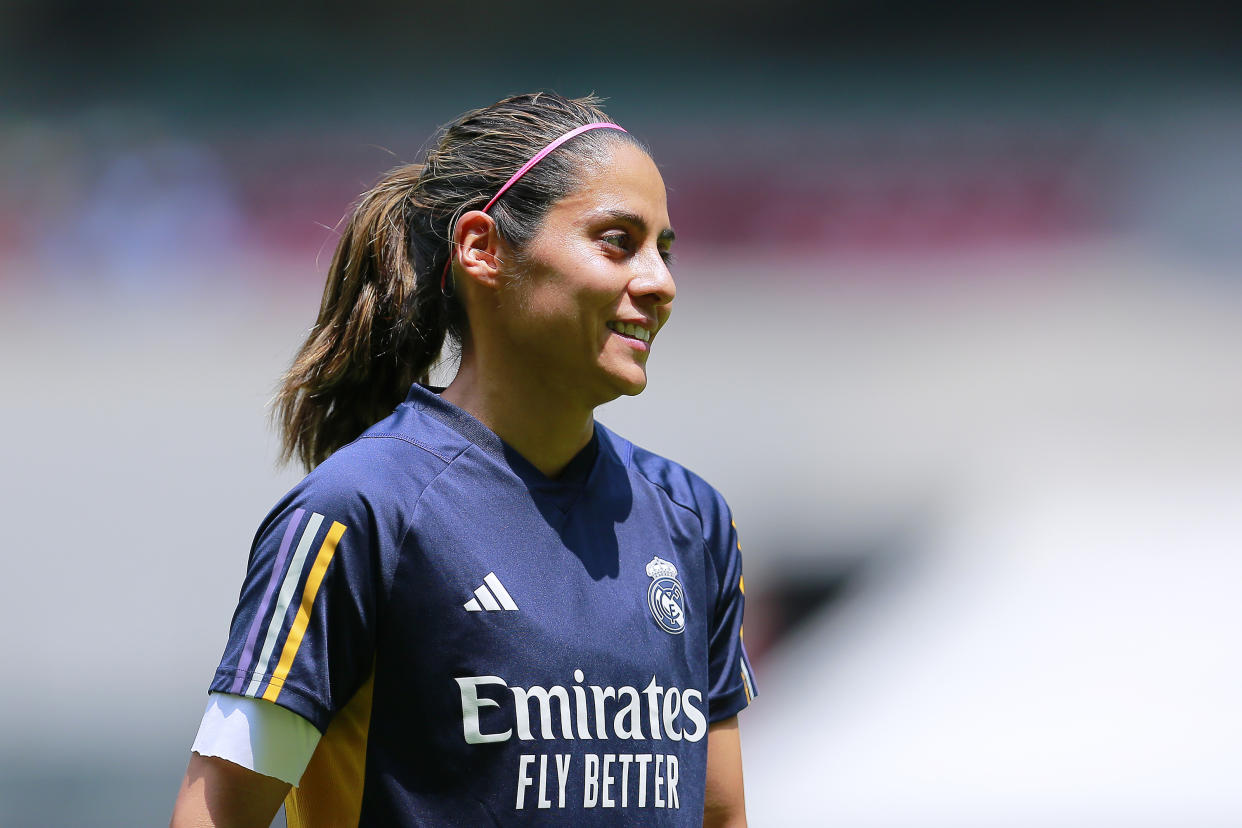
[459,670,706,749]
[555,754,571,808]
[590,685,616,739]
[681,689,707,742]
[521,752,683,812]
[515,754,536,809]
[456,676,512,744]
[601,754,616,807]
[583,754,599,807]
[635,754,652,807]
[537,754,552,808]
[617,753,633,807]
[571,670,592,740]
[512,685,574,741]
[661,687,683,741]
[613,686,644,739]
[642,677,665,740]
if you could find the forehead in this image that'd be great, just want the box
[552,140,671,229]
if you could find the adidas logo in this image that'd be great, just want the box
[463,572,519,612]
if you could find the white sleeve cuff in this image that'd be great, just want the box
[191,692,322,787]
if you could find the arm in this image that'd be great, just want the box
[704,715,748,828]
[170,753,290,828]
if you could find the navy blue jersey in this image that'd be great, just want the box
[210,384,756,826]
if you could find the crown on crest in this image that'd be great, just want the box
[645,556,678,580]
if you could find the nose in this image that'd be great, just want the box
[630,249,676,308]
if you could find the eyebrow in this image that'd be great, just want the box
[596,208,676,244]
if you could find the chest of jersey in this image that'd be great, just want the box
[363,460,712,823]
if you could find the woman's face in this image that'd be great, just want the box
[495,140,676,407]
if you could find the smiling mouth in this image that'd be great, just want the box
[606,321,652,342]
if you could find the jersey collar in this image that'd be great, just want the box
[402,383,601,501]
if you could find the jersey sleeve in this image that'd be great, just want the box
[704,497,758,722]
[209,473,386,732]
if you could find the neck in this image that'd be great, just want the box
[442,352,596,478]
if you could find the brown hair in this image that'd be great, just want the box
[274,92,642,470]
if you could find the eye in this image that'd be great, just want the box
[659,246,675,266]
[600,232,632,253]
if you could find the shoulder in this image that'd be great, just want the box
[278,400,472,525]
[598,424,733,538]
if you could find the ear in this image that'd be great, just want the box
[452,210,505,290]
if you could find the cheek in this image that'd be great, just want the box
[503,283,599,352]
[503,244,622,342]
[526,272,616,324]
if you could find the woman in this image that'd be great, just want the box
[171,92,756,827]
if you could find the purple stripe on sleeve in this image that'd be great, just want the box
[229,507,306,693]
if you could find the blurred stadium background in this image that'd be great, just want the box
[2,1,1241,825]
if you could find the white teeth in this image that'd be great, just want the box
[609,322,651,342]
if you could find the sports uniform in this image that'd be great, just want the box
[203,383,756,826]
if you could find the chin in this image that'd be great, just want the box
[616,373,648,398]
[595,369,648,403]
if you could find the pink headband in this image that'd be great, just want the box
[441,121,628,291]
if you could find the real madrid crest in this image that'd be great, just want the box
[645,556,687,635]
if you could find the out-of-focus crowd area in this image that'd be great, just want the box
[2,2,1240,825]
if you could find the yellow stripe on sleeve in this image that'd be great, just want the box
[738,575,746,640]
[263,521,347,702]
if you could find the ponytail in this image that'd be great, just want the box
[273,92,638,470]
[274,164,452,471]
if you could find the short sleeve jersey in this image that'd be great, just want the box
[210,384,757,826]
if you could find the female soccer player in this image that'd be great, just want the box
[171,92,756,827]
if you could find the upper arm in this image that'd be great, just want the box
[704,716,747,828]
[177,468,387,825]
[212,477,387,731]
[170,752,290,828]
